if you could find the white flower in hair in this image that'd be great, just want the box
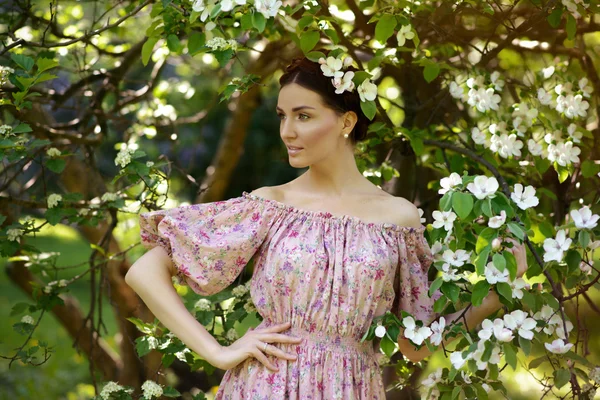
[319,56,344,78]
[332,71,355,94]
[358,79,377,102]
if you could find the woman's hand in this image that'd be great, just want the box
[210,322,303,372]
[504,237,528,278]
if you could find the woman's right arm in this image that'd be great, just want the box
[125,246,223,363]
[125,246,302,371]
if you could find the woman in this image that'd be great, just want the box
[125,51,528,399]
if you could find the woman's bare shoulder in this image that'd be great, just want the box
[380,194,422,228]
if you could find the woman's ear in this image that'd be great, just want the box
[343,111,358,135]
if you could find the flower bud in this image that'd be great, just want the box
[492,237,502,251]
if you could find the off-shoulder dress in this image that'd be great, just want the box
[139,191,437,400]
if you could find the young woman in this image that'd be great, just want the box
[125,51,528,399]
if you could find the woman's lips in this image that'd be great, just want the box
[287,146,303,155]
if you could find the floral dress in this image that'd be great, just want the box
[139,191,437,400]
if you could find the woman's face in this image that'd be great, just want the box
[276,83,353,168]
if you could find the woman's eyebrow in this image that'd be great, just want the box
[276,105,316,112]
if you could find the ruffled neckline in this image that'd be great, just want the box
[242,191,426,233]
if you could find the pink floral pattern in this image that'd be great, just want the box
[139,191,437,399]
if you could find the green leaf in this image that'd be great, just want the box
[135,336,152,357]
[475,247,490,275]
[142,37,159,66]
[578,230,590,248]
[496,282,512,302]
[554,368,571,389]
[360,100,377,120]
[163,387,181,397]
[476,227,497,254]
[298,15,314,30]
[503,343,517,370]
[529,356,547,369]
[188,32,205,56]
[423,60,440,83]
[504,250,517,281]
[166,34,182,53]
[324,29,339,45]
[492,253,506,272]
[11,54,34,72]
[452,192,473,220]
[252,11,266,33]
[46,158,66,174]
[518,335,531,356]
[441,282,459,303]
[565,249,582,275]
[507,222,525,240]
[429,277,444,297]
[12,123,32,134]
[375,14,397,43]
[475,384,489,399]
[547,8,563,28]
[451,386,461,399]
[481,198,493,217]
[36,58,58,72]
[471,280,490,307]
[300,30,320,54]
[440,191,453,212]
[380,334,396,357]
[433,296,447,313]
[566,14,576,40]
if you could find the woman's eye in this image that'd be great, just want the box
[277,114,309,120]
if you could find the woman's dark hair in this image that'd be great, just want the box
[278,49,372,144]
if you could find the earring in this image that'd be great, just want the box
[344,133,349,138]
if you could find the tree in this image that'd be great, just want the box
[1,0,599,399]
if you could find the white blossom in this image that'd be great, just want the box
[543,230,572,262]
[580,261,592,275]
[468,87,501,112]
[478,318,514,342]
[547,141,581,166]
[490,71,504,91]
[509,278,529,299]
[100,381,131,400]
[357,79,377,102]
[570,206,599,229]
[450,351,469,369]
[7,228,23,241]
[471,127,488,146]
[556,93,589,119]
[225,328,239,341]
[484,262,509,284]
[46,147,61,157]
[114,147,135,168]
[332,71,355,94]
[432,210,457,231]
[489,133,523,158]
[232,284,249,297]
[442,249,471,267]
[421,368,443,389]
[403,316,432,346]
[194,298,212,311]
[544,338,573,354]
[578,77,593,98]
[503,310,537,340]
[537,88,552,105]
[396,24,415,46]
[319,56,344,79]
[488,210,506,229]
[589,367,600,382]
[429,317,446,346]
[141,380,163,399]
[511,183,539,210]
[220,0,246,12]
[243,301,256,313]
[542,66,555,79]
[472,340,502,370]
[438,173,462,195]
[441,263,461,282]
[417,208,426,224]
[254,0,283,19]
[567,123,582,143]
[375,325,387,338]
[467,176,499,200]
[449,81,464,99]
[47,193,62,209]
[21,315,35,325]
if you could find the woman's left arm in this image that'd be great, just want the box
[398,238,528,363]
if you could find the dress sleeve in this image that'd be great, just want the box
[139,196,280,296]
[392,227,441,326]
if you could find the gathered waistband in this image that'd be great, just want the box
[256,320,375,354]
